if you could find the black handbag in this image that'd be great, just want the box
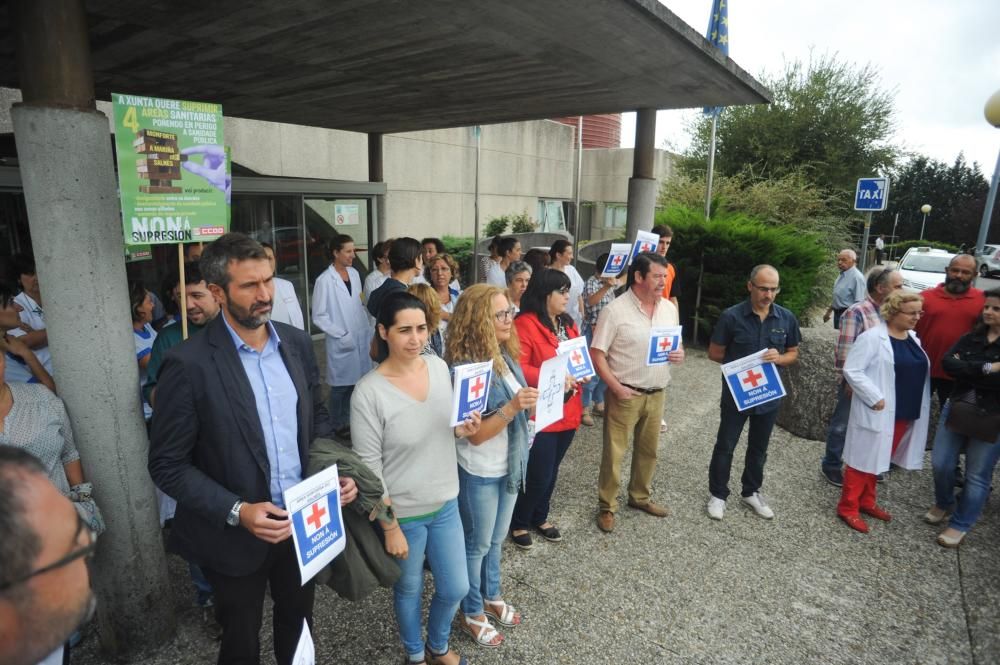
[946,390,1000,442]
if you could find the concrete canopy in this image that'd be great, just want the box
[0,0,769,134]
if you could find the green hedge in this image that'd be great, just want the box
[442,236,475,284]
[887,239,960,255]
[657,205,827,339]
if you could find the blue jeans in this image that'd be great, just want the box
[822,381,852,471]
[328,384,354,430]
[709,396,779,501]
[457,467,517,616]
[931,403,1000,533]
[510,429,575,531]
[581,327,607,408]
[395,499,469,660]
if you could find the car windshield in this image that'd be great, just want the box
[901,255,952,273]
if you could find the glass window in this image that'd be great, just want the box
[604,204,627,229]
[303,198,370,325]
[537,199,567,232]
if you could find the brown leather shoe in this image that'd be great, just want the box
[627,500,670,517]
[596,510,615,533]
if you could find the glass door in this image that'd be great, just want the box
[302,197,371,328]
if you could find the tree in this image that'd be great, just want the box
[874,153,993,246]
[681,54,899,200]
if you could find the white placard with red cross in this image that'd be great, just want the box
[646,326,683,366]
[721,349,787,412]
[451,361,493,427]
[630,230,660,262]
[557,336,596,381]
[285,463,345,585]
[601,243,632,278]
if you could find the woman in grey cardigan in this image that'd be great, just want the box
[445,284,538,648]
[351,291,481,665]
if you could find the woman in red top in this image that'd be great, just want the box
[509,268,583,549]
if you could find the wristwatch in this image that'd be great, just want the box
[982,362,993,376]
[226,500,244,527]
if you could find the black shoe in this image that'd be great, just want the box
[510,530,533,550]
[822,467,844,487]
[534,524,562,542]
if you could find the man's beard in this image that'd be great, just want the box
[19,588,96,665]
[944,275,972,294]
[227,300,272,329]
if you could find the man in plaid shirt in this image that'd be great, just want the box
[821,266,903,486]
[581,253,622,426]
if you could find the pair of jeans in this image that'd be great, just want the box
[395,498,469,660]
[510,429,575,531]
[823,380,852,471]
[457,467,517,617]
[931,403,1000,532]
[581,328,607,408]
[709,397,779,501]
[327,384,354,430]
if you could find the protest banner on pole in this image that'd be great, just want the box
[601,243,632,278]
[647,326,683,366]
[284,464,346,585]
[721,349,787,412]
[112,93,230,246]
[557,337,596,381]
[451,361,492,426]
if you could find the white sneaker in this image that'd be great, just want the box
[741,492,775,519]
[707,496,726,520]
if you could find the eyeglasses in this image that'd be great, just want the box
[494,307,517,322]
[750,284,781,294]
[0,514,97,592]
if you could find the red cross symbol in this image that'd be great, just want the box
[741,369,764,388]
[571,350,584,366]
[657,337,673,352]
[306,502,327,531]
[611,254,624,267]
[469,374,486,400]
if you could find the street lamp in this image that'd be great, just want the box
[975,88,1000,256]
[919,203,932,241]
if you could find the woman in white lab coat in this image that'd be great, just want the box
[838,291,930,533]
[311,233,373,436]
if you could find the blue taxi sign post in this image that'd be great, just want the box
[854,177,890,270]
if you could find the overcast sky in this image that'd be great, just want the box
[622,0,1000,176]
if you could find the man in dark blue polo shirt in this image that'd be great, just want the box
[707,265,801,521]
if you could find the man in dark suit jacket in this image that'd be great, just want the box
[149,233,357,665]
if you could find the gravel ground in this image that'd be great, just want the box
[73,349,999,664]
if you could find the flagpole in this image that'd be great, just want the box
[704,112,718,221]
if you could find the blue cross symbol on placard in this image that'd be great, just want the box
[854,177,890,211]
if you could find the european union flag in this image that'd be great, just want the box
[703,0,730,117]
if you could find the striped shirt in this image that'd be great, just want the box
[834,296,882,374]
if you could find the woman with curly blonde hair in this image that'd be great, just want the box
[407,283,444,357]
[444,284,538,648]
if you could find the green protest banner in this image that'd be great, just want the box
[112,93,229,245]
[125,244,152,263]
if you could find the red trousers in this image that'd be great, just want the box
[837,420,909,518]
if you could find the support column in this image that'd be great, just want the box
[625,108,658,243]
[368,132,387,241]
[10,0,174,657]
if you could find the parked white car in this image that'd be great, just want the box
[976,244,1000,277]
[897,247,955,291]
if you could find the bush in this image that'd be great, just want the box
[887,239,960,255]
[484,217,507,238]
[510,212,537,234]
[442,236,475,285]
[656,205,827,340]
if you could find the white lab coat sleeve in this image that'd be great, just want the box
[311,272,348,338]
[842,328,883,407]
